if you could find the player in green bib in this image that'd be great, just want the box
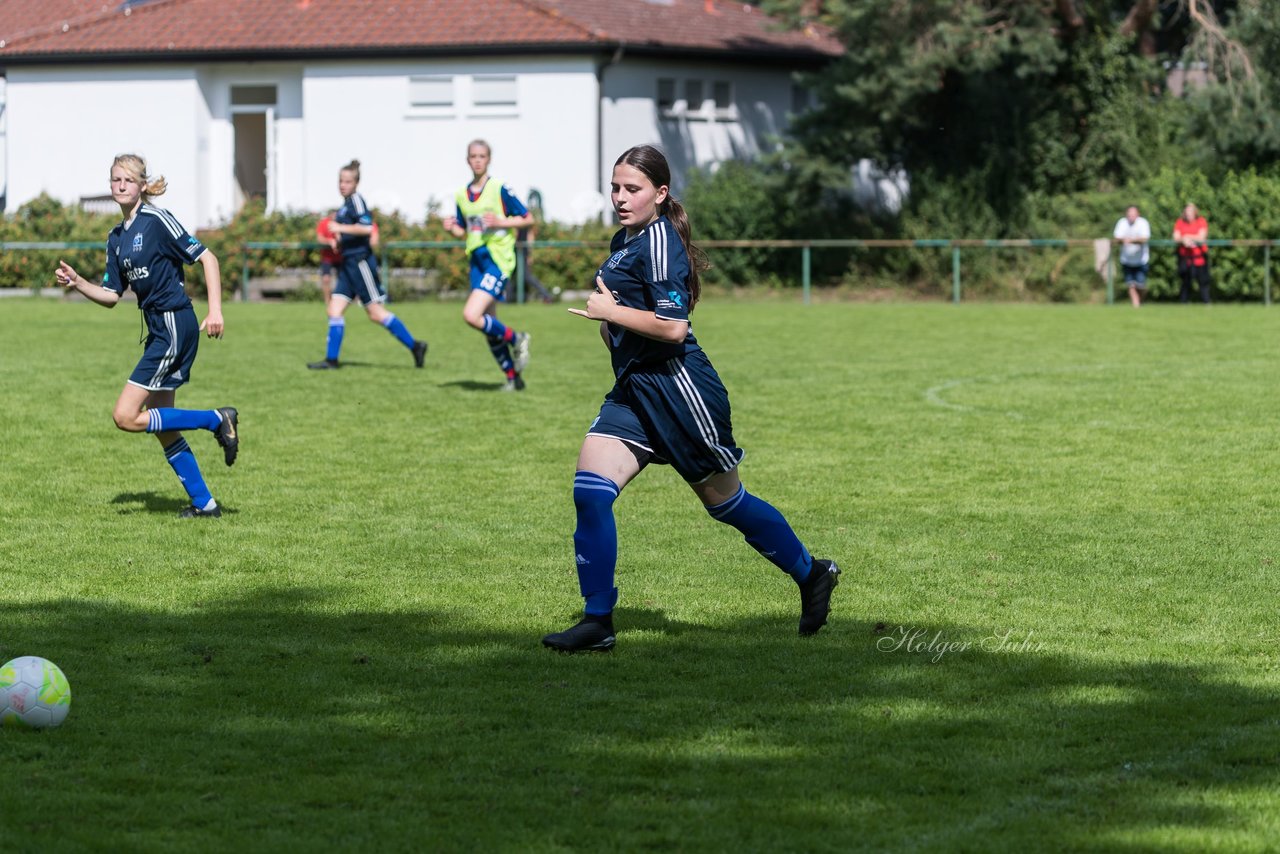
[442,140,534,391]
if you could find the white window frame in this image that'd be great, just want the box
[684,79,708,121]
[407,75,456,118]
[657,77,678,118]
[467,74,519,118]
[712,80,737,121]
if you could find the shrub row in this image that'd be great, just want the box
[0,197,617,298]
[5,166,1280,301]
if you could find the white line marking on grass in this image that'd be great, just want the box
[924,365,1112,420]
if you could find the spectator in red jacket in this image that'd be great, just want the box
[1173,204,1210,304]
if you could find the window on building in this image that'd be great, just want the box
[657,78,677,115]
[409,76,454,109]
[473,75,517,108]
[685,79,705,116]
[791,84,813,115]
[231,85,277,106]
[713,81,733,118]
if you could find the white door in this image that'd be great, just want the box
[230,85,278,212]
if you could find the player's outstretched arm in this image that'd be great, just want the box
[56,260,120,308]
[197,251,224,338]
[568,276,687,344]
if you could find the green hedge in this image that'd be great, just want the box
[0,196,617,298]
[7,169,1280,301]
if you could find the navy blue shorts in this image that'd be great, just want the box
[129,308,199,392]
[586,351,745,483]
[1122,263,1148,288]
[334,252,386,305]
[469,254,509,302]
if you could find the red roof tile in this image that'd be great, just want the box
[0,0,841,61]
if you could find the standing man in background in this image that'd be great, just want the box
[1113,205,1151,308]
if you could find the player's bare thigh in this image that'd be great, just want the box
[462,288,497,330]
[577,435,642,491]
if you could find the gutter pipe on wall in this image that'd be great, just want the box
[596,42,625,220]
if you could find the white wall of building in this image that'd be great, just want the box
[601,59,797,195]
[0,76,7,210]
[6,66,204,229]
[196,64,305,226]
[300,57,599,224]
[3,54,805,229]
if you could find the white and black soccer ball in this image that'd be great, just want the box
[0,656,72,730]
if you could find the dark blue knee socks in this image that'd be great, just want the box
[706,484,812,582]
[164,437,214,511]
[573,471,620,615]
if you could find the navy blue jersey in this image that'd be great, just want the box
[598,216,701,379]
[336,192,374,256]
[102,204,205,313]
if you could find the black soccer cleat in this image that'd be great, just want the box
[412,340,428,369]
[307,358,340,370]
[179,504,222,519]
[542,616,616,653]
[213,407,239,467]
[798,559,840,636]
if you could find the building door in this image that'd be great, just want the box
[230,85,277,211]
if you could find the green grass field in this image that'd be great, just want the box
[2,297,1279,851]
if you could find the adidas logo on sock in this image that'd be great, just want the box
[575,554,589,565]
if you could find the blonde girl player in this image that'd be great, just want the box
[541,145,839,653]
[308,160,428,370]
[56,154,239,518]
[441,140,534,391]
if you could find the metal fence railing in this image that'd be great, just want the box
[240,237,1280,306]
[5,238,1277,305]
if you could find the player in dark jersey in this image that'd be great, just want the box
[56,154,239,518]
[308,160,428,370]
[441,140,533,391]
[542,145,840,653]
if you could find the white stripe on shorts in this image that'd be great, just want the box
[666,358,738,470]
[149,311,178,388]
[357,259,382,302]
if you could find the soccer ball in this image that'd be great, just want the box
[0,656,72,730]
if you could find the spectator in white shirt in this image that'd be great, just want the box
[1113,205,1151,308]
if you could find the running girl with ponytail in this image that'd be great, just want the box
[308,159,428,370]
[55,153,239,518]
[542,144,839,653]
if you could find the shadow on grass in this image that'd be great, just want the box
[439,379,508,392]
[2,590,1277,850]
[109,492,239,516]
[110,491,189,515]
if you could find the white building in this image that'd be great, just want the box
[0,0,840,228]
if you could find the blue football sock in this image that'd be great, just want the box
[573,471,620,615]
[382,314,416,349]
[326,317,345,361]
[147,408,221,433]
[164,438,215,511]
[706,484,813,582]
[481,315,511,341]
[487,334,514,373]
